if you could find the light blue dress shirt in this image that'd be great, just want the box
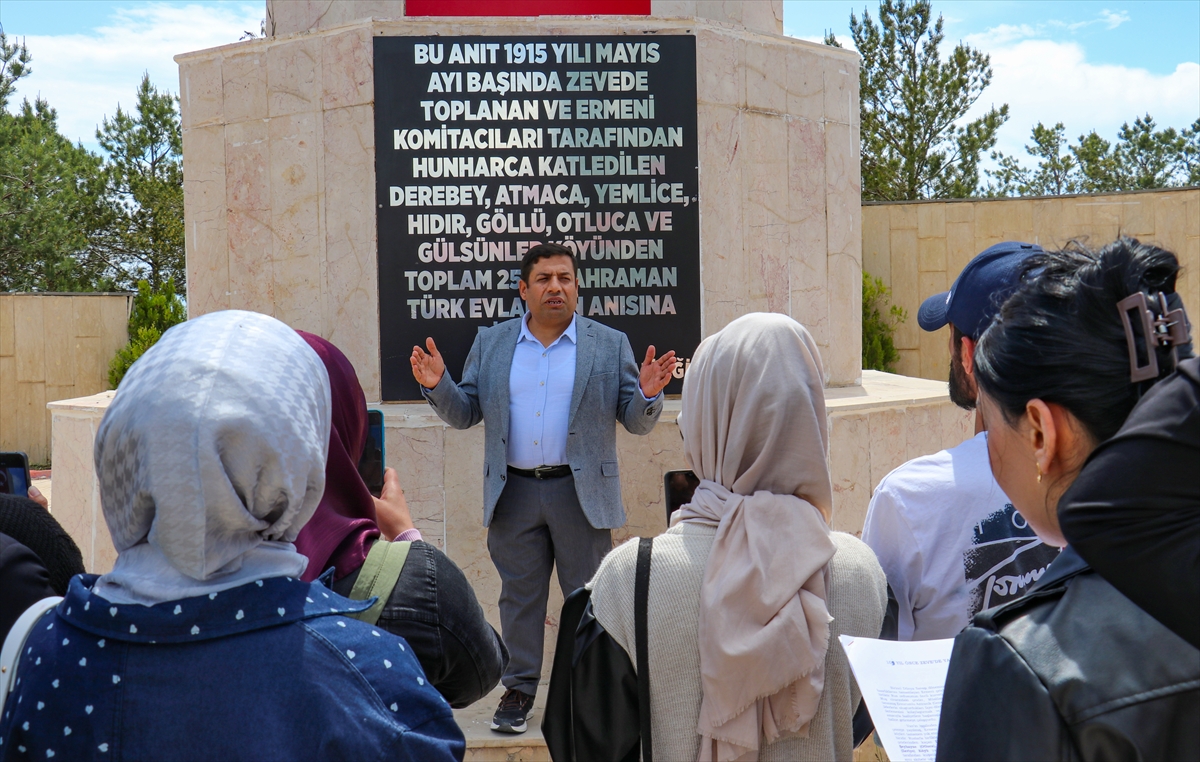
[507,313,577,468]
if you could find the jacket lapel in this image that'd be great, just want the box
[491,319,520,438]
[568,320,596,426]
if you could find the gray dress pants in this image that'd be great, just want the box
[487,471,612,696]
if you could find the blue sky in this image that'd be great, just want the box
[1,0,1197,170]
[785,1,1199,76]
[787,0,1200,164]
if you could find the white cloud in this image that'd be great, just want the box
[961,38,1200,167]
[1098,9,1131,30]
[1048,13,1124,32]
[11,3,261,150]
[973,23,1041,46]
[967,9,1132,47]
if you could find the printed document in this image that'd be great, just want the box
[839,635,955,762]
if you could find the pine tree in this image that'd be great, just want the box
[988,116,1200,196]
[0,32,109,291]
[827,0,1009,200]
[985,123,1080,197]
[92,73,185,289]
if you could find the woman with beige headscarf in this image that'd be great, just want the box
[585,313,888,761]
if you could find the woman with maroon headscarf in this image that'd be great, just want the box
[294,332,507,708]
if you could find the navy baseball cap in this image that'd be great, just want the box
[917,241,1044,340]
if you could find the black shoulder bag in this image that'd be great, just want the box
[543,538,654,762]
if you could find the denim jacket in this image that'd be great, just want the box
[0,574,465,761]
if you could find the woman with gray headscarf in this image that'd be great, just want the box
[0,311,464,761]
[584,313,888,761]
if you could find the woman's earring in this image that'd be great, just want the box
[1036,464,1043,484]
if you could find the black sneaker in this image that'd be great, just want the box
[490,688,535,734]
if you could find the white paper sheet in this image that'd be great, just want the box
[839,635,955,762]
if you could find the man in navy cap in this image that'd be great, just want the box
[861,242,1062,641]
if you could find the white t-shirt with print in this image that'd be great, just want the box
[862,432,1061,641]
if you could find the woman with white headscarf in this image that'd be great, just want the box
[0,311,464,761]
[580,313,887,761]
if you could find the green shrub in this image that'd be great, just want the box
[108,278,186,388]
[862,272,907,373]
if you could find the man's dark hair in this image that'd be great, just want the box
[948,324,975,410]
[975,237,1182,444]
[520,243,576,284]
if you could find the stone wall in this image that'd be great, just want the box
[176,14,864,396]
[0,294,130,464]
[863,188,1200,381]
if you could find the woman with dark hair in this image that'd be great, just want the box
[935,238,1199,762]
[292,332,507,709]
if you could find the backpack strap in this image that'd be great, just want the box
[348,540,412,625]
[635,537,654,762]
[1,596,62,714]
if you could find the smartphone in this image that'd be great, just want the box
[664,469,699,523]
[358,410,386,498]
[0,452,32,498]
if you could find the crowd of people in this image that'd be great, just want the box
[0,237,1195,761]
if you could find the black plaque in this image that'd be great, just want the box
[375,35,699,401]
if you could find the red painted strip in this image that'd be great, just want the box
[405,0,651,16]
[31,470,51,479]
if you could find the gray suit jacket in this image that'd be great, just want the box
[423,316,663,529]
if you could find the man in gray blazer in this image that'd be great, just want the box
[411,243,675,733]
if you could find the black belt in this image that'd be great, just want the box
[507,464,572,480]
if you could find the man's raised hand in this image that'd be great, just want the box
[639,345,677,398]
[410,337,446,389]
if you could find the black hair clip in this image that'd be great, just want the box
[1117,291,1188,383]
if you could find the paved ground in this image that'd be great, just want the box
[453,684,550,761]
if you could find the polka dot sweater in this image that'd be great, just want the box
[0,574,463,761]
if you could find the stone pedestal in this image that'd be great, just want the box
[45,392,118,574]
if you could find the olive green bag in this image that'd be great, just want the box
[347,540,412,625]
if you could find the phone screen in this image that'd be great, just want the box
[664,469,699,523]
[0,452,31,498]
[359,410,385,498]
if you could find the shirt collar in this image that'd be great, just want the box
[518,312,577,348]
[57,574,370,643]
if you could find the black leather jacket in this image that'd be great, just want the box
[937,547,1200,761]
